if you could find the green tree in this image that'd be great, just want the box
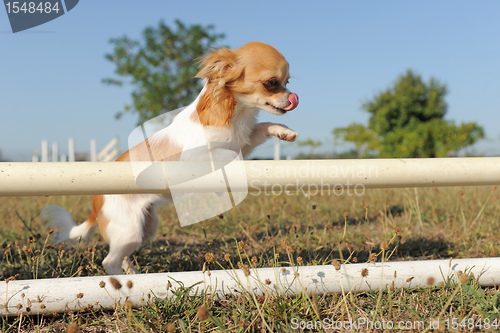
[297,139,322,158]
[334,70,484,158]
[103,19,225,124]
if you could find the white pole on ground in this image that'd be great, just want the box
[68,138,75,162]
[1,257,499,316]
[40,140,48,162]
[0,158,499,197]
[90,139,97,162]
[51,142,58,162]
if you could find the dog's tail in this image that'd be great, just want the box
[40,205,97,244]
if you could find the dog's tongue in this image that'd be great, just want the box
[283,93,299,111]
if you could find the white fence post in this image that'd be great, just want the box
[51,142,58,162]
[34,138,120,163]
[68,138,75,162]
[274,139,280,160]
[90,139,97,162]
[40,140,48,162]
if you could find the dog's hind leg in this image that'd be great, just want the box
[102,240,141,275]
[99,200,145,275]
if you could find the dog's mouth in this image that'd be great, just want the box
[265,93,299,114]
[266,103,287,114]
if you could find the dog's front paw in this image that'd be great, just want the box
[277,129,299,142]
[268,125,299,142]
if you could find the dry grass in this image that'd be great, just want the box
[1,186,500,332]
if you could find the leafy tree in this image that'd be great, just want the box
[334,70,484,158]
[297,139,322,158]
[103,19,225,124]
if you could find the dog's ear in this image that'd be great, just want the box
[196,48,243,83]
[195,47,242,127]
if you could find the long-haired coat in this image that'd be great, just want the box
[42,41,299,275]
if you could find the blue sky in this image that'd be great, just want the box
[2,1,499,161]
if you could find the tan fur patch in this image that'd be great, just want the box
[193,81,236,127]
[89,194,110,243]
[97,215,110,243]
[88,194,104,225]
[116,133,183,162]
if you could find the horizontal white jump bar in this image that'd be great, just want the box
[0,158,499,197]
[2,257,498,316]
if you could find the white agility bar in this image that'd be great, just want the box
[0,157,499,197]
[1,257,499,316]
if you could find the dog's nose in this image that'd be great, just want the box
[282,93,299,111]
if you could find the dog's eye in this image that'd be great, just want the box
[263,78,279,90]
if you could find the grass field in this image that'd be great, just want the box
[1,185,499,332]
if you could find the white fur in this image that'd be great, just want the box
[40,205,95,244]
[100,194,161,274]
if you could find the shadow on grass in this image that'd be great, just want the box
[0,230,454,280]
[329,205,405,227]
[134,235,453,274]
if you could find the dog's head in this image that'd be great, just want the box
[196,41,299,126]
